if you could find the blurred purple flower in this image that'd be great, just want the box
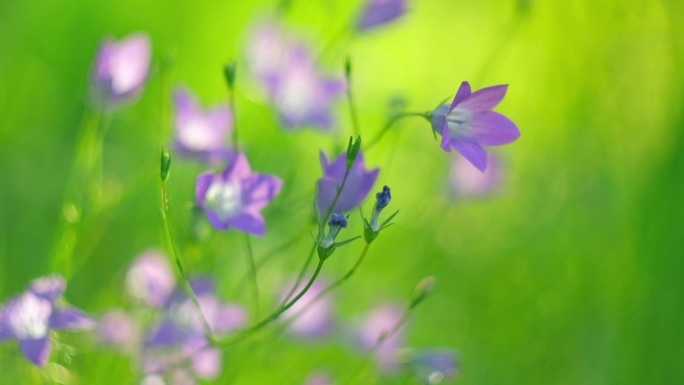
[448,153,502,197]
[125,249,176,308]
[431,81,520,172]
[269,48,346,130]
[90,32,151,106]
[0,274,94,366]
[97,310,140,352]
[173,87,233,164]
[196,152,282,235]
[143,335,222,385]
[405,349,459,384]
[357,303,406,372]
[245,21,345,131]
[316,151,379,215]
[280,280,333,339]
[146,278,246,347]
[356,0,407,31]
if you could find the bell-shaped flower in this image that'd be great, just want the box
[196,152,282,235]
[316,151,379,215]
[269,47,346,130]
[173,87,233,164]
[357,303,406,372]
[431,81,520,172]
[356,0,407,31]
[125,249,176,308]
[90,32,151,106]
[0,274,94,366]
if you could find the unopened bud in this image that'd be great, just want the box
[346,136,362,169]
[410,276,436,308]
[160,146,172,182]
[223,61,237,91]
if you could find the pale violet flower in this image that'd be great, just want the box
[0,275,94,366]
[196,152,282,235]
[357,303,406,372]
[91,32,151,106]
[125,249,176,308]
[448,153,502,197]
[431,81,520,172]
[356,0,407,31]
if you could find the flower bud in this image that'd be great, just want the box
[410,276,436,308]
[223,61,237,91]
[160,146,172,182]
[346,136,362,169]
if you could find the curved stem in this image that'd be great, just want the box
[213,258,325,347]
[365,112,430,151]
[161,181,215,342]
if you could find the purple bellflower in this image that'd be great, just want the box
[449,153,502,197]
[143,335,223,385]
[268,47,345,130]
[125,249,176,309]
[431,81,520,172]
[357,303,406,372]
[316,151,379,215]
[91,32,151,106]
[0,275,94,366]
[173,87,233,164]
[356,0,407,31]
[246,21,295,88]
[196,152,282,235]
[280,279,333,339]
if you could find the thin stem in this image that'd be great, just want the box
[244,233,260,319]
[347,83,361,137]
[279,242,317,306]
[213,258,325,347]
[288,242,370,320]
[229,89,238,152]
[161,181,215,343]
[365,112,430,151]
[344,307,413,384]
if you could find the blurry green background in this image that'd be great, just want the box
[1,0,683,384]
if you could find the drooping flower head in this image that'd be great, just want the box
[316,151,379,215]
[90,32,151,106]
[280,279,333,339]
[196,153,282,235]
[0,274,94,366]
[431,81,520,172]
[173,87,233,164]
[448,153,502,197]
[357,303,406,372]
[356,0,407,31]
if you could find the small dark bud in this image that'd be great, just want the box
[160,146,172,182]
[223,61,237,91]
[346,136,362,169]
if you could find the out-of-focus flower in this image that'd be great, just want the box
[245,21,345,131]
[269,48,346,130]
[280,280,333,338]
[196,152,282,235]
[304,371,333,385]
[448,153,502,197]
[97,310,140,352]
[316,151,379,215]
[144,278,244,385]
[356,0,407,31]
[431,81,520,172]
[173,87,233,164]
[125,250,176,308]
[146,278,246,346]
[90,32,151,106]
[0,275,93,366]
[403,349,459,384]
[357,303,406,372]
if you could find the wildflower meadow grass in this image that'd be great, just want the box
[1,0,683,384]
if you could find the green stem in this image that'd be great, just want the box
[161,181,215,342]
[244,233,260,319]
[347,83,361,137]
[229,89,238,152]
[365,112,430,151]
[213,258,325,347]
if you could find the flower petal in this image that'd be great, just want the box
[226,211,266,236]
[19,337,51,366]
[50,306,94,330]
[223,152,252,181]
[469,111,520,146]
[243,173,283,212]
[195,172,217,206]
[459,84,508,112]
[192,347,222,379]
[29,274,66,302]
[450,81,471,109]
[147,319,187,346]
[174,87,198,122]
[451,139,488,172]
